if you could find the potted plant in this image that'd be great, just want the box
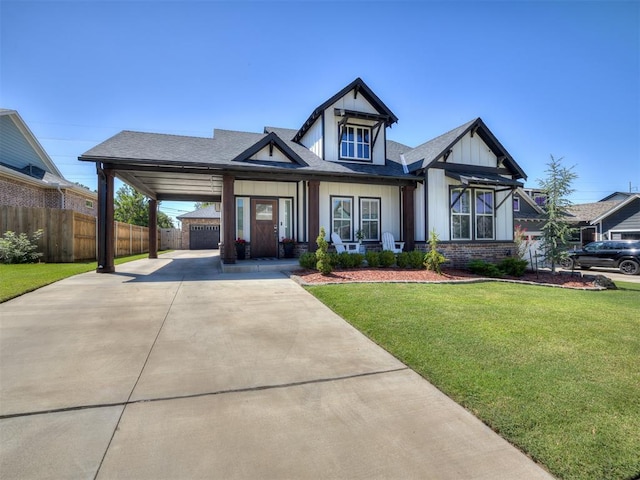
[281,237,296,258]
[355,229,365,244]
[235,238,246,260]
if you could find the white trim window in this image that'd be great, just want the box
[340,126,370,160]
[513,196,520,212]
[475,190,495,240]
[331,196,353,240]
[451,189,471,240]
[360,198,380,241]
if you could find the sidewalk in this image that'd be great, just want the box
[0,250,553,479]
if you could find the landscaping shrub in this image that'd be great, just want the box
[349,253,364,268]
[379,250,396,267]
[498,257,528,277]
[315,228,332,275]
[423,229,447,274]
[396,251,410,268]
[298,252,317,270]
[0,230,44,264]
[336,252,352,268]
[467,259,504,278]
[408,249,425,269]
[468,258,529,278]
[365,251,380,268]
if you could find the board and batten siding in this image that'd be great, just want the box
[447,131,498,167]
[424,169,513,242]
[249,145,294,163]
[299,118,323,158]
[321,96,386,165]
[318,182,401,240]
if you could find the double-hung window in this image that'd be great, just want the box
[360,198,380,241]
[340,125,370,161]
[475,190,494,240]
[451,189,471,240]
[331,196,353,240]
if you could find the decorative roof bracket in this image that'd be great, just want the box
[443,149,452,162]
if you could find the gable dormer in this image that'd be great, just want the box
[293,78,398,165]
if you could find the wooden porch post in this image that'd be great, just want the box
[402,184,416,251]
[222,174,236,264]
[308,180,320,252]
[148,199,158,259]
[97,166,115,273]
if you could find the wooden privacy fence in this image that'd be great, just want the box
[0,206,160,263]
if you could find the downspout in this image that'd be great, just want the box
[54,184,65,209]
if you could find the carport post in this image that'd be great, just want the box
[402,184,416,251]
[222,174,236,264]
[96,166,115,273]
[308,180,320,252]
[149,199,158,259]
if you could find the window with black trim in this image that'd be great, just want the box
[331,196,353,240]
[340,125,370,160]
[360,198,380,241]
[513,196,520,212]
[450,188,495,240]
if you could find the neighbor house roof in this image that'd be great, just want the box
[177,204,221,220]
[0,109,63,177]
[590,194,640,224]
[565,200,622,223]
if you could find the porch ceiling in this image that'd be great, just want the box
[116,169,224,202]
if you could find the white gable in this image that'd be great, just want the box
[249,145,294,163]
[445,131,498,168]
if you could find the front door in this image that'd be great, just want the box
[251,199,278,258]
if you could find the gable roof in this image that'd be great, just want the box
[400,117,526,180]
[177,204,221,220]
[0,109,63,177]
[292,78,398,143]
[590,194,640,224]
[565,200,622,222]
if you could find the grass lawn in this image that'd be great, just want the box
[306,281,640,480]
[0,252,171,303]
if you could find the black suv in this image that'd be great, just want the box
[561,240,640,275]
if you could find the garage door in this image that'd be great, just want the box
[189,225,220,250]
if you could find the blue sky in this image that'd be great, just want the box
[2,0,639,223]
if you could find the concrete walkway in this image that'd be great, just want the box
[0,250,553,479]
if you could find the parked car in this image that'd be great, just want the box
[561,240,640,275]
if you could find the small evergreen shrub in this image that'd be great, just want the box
[396,251,410,268]
[408,249,426,269]
[298,252,317,270]
[349,253,364,268]
[365,251,380,268]
[315,228,332,275]
[498,257,528,277]
[337,252,353,268]
[468,259,503,278]
[423,230,447,274]
[379,250,396,267]
[0,229,44,264]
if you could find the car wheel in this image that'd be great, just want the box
[560,258,574,269]
[619,260,640,275]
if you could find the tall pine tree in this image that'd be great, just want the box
[537,155,577,273]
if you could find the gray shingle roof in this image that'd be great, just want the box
[566,200,622,222]
[402,119,476,168]
[177,205,221,219]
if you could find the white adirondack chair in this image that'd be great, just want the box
[331,232,359,254]
[382,231,404,253]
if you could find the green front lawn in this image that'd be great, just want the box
[307,281,640,480]
[0,252,169,302]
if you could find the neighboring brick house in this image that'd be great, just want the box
[0,109,97,216]
[176,204,221,249]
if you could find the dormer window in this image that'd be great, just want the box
[340,125,370,161]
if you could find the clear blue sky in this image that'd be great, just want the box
[2,0,639,223]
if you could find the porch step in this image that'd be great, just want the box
[221,258,300,274]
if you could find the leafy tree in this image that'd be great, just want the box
[194,201,214,209]
[537,155,577,273]
[0,229,44,264]
[114,185,175,228]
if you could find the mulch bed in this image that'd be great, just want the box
[291,268,608,290]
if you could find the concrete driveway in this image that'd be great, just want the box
[0,250,553,479]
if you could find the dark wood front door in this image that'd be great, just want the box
[251,199,278,258]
